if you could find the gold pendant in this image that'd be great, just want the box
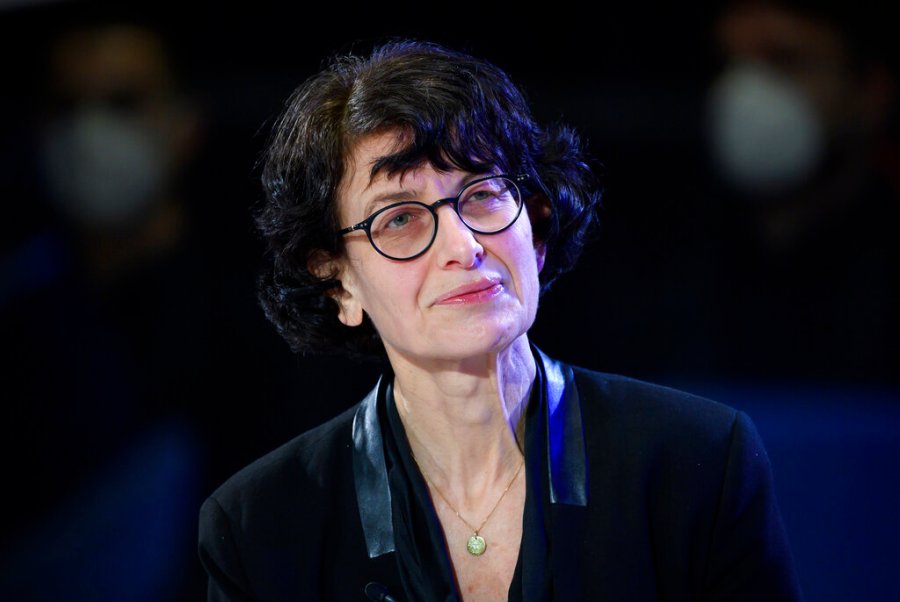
[466,534,486,556]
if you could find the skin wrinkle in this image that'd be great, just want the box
[392,336,533,502]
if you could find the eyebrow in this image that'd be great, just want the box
[360,189,418,220]
[359,172,494,221]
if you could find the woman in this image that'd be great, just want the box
[199,41,801,601]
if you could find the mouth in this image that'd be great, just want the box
[433,277,504,306]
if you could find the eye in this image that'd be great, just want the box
[371,203,430,236]
[461,184,507,214]
[461,177,512,205]
[468,189,495,202]
[386,210,416,229]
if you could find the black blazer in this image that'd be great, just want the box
[198,349,801,601]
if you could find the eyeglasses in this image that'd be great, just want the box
[338,174,527,261]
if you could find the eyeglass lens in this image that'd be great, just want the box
[369,176,521,259]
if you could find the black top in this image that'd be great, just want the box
[199,348,802,601]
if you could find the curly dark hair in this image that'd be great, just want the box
[256,40,601,356]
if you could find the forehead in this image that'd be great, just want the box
[342,131,408,191]
[337,131,472,222]
[336,132,405,221]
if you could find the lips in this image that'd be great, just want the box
[433,277,504,305]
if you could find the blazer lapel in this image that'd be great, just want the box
[351,377,396,558]
[535,347,589,507]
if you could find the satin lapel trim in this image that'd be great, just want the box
[536,347,589,507]
[351,377,396,558]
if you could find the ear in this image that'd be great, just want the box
[307,251,364,327]
[335,287,364,328]
[535,241,547,273]
[525,193,552,273]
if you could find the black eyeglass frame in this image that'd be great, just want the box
[337,173,529,261]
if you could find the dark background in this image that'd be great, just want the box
[1,1,898,600]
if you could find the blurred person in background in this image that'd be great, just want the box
[0,17,209,600]
[38,22,200,279]
[704,0,899,383]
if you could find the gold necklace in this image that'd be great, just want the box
[413,455,524,556]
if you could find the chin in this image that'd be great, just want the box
[442,319,528,359]
[382,309,533,364]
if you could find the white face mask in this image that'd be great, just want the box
[41,108,170,229]
[706,62,825,196]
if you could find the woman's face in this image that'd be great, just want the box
[329,132,545,365]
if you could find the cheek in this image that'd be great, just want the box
[492,231,542,302]
[514,220,542,273]
[356,264,424,320]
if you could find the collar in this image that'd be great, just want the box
[351,345,589,559]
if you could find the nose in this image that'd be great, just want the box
[432,203,484,268]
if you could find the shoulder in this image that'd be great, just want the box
[204,402,359,522]
[569,365,743,451]
[564,363,782,526]
[197,402,373,598]
[563,364,774,503]
[563,367,801,598]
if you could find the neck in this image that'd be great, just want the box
[389,335,535,508]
